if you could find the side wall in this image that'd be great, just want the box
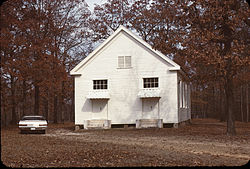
[74,31,179,125]
[177,72,191,122]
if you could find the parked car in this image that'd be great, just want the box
[18,115,47,134]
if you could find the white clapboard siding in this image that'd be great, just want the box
[71,25,191,127]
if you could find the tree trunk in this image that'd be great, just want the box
[71,78,75,122]
[58,95,62,123]
[246,84,249,123]
[10,76,17,125]
[54,95,58,123]
[241,85,244,122]
[22,80,26,117]
[225,79,236,136]
[1,93,5,127]
[0,64,2,126]
[34,85,39,115]
[212,86,215,117]
[57,82,65,123]
[60,81,65,123]
[219,86,226,122]
[43,98,49,121]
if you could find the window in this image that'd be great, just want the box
[143,78,159,88]
[118,56,131,68]
[93,80,108,90]
[21,116,46,120]
[186,84,189,108]
[179,81,182,108]
[183,83,186,108]
[179,80,189,108]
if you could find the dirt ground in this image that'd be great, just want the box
[1,118,250,167]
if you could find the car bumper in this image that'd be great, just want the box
[19,127,47,131]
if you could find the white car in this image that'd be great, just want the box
[19,115,47,134]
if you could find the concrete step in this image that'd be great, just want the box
[136,119,163,128]
[84,119,111,129]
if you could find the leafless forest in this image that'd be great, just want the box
[1,0,249,135]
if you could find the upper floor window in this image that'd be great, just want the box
[143,78,159,88]
[93,80,108,90]
[118,56,131,68]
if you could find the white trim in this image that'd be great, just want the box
[70,25,181,75]
[138,88,161,98]
[169,67,181,71]
[86,90,110,99]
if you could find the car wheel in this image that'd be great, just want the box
[20,130,27,134]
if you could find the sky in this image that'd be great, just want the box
[85,0,107,11]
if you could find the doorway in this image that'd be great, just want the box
[91,99,108,119]
[142,98,159,119]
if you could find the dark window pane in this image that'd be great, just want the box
[143,78,159,88]
[21,116,46,120]
[93,80,108,90]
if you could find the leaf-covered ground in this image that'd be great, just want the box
[1,118,250,167]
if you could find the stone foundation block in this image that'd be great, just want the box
[136,119,163,128]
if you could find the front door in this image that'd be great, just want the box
[142,98,159,119]
[92,99,108,119]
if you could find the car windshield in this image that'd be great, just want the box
[21,116,46,120]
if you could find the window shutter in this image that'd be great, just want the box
[125,56,131,68]
[118,56,124,68]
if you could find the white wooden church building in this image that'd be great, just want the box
[70,25,191,129]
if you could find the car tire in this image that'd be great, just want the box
[20,130,26,134]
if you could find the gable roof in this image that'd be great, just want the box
[70,25,180,75]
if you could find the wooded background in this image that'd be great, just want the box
[1,0,249,135]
